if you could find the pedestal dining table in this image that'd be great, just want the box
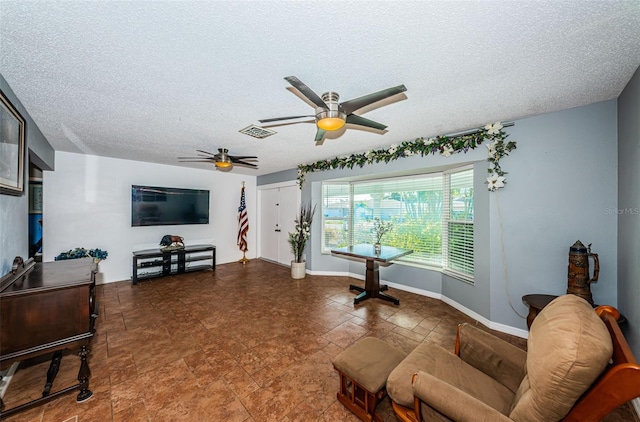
[331,244,413,305]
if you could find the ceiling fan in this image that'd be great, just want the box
[259,76,407,145]
[178,149,258,169]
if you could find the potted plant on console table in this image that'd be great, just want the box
[288,202,316,279]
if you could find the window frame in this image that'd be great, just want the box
[321,164,475,282]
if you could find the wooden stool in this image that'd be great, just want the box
[332,337,407,422]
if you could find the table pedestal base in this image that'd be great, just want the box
[349,260,399,305]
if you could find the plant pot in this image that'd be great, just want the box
[374,243,382,254]
[291,261,306,279]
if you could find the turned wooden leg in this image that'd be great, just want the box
[76,346,93,403]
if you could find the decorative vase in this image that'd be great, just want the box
[291,261,306,279]
[374,243,381,254]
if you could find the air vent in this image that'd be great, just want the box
[239,125,276,139]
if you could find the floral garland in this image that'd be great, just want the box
[296,122,516,191]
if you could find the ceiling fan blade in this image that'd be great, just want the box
[178,156,215,160]
[346,114,388,131]
[229,155,258,160]
[340,84,407,115]
[178,160,216,163]
[234,161,258,168]
[314,128,326,145]
[260,119,315,129]
[195,149,218,157]
[284,76,328,109]
[259,115,314,123]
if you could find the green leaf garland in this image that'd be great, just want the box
[296,122,516,191]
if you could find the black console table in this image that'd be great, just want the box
[132,244,215,284]
[0,257,96,418]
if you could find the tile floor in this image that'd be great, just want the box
[2,259,636,421]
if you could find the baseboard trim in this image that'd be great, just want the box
[387,281,529,339]
[332,271,529,339]
[385,281,442,300]
[306,269,350,277]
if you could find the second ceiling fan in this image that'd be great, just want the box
[260,76,407,145]
[178,149,258,170]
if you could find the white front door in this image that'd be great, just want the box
[259,184,299,265]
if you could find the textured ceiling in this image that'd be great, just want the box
[1,1,639,176]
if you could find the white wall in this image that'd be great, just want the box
[43,152,257,283]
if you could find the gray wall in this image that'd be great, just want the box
[0,73,55,275]
[618,66,640,355]
[257,168,298,186]
[487,100,618,328]
[294,100,618,332]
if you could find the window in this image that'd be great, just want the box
[443,167,474,281]
[322,183,351,252]
[322,166,474,281]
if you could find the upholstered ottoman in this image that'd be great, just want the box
[332,337,407,422]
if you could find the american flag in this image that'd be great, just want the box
[237,185,249,252]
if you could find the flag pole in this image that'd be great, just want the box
[238,181,250,265]
[239,252,249,265]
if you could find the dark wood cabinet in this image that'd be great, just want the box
[132,244,215,284]
[0,257,96,417]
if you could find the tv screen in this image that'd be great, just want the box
[131,185,210,227]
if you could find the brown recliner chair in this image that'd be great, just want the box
[387,294,640,422]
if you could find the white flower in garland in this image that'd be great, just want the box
[388,144,398,154]
[441,145,454,157]
[485,141,497,157]
[484,122,503,135]
[486,173,506,191]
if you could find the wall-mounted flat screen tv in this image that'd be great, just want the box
[131,185,210,227]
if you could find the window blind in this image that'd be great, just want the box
[443,167,474,280]
[321,182,351,251]
[352,175,443,266]
[321,166,474,281]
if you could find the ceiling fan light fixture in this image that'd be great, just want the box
[214,160,232,168]
[214,148,233,168]
[316,110,346,131]
[316,91,346,131]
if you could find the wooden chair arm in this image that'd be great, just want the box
[564,305,640,421]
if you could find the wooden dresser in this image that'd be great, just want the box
[0,257,97,417]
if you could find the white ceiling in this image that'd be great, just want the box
[1,1,639,176]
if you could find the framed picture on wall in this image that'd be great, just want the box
[0,89,26,196]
